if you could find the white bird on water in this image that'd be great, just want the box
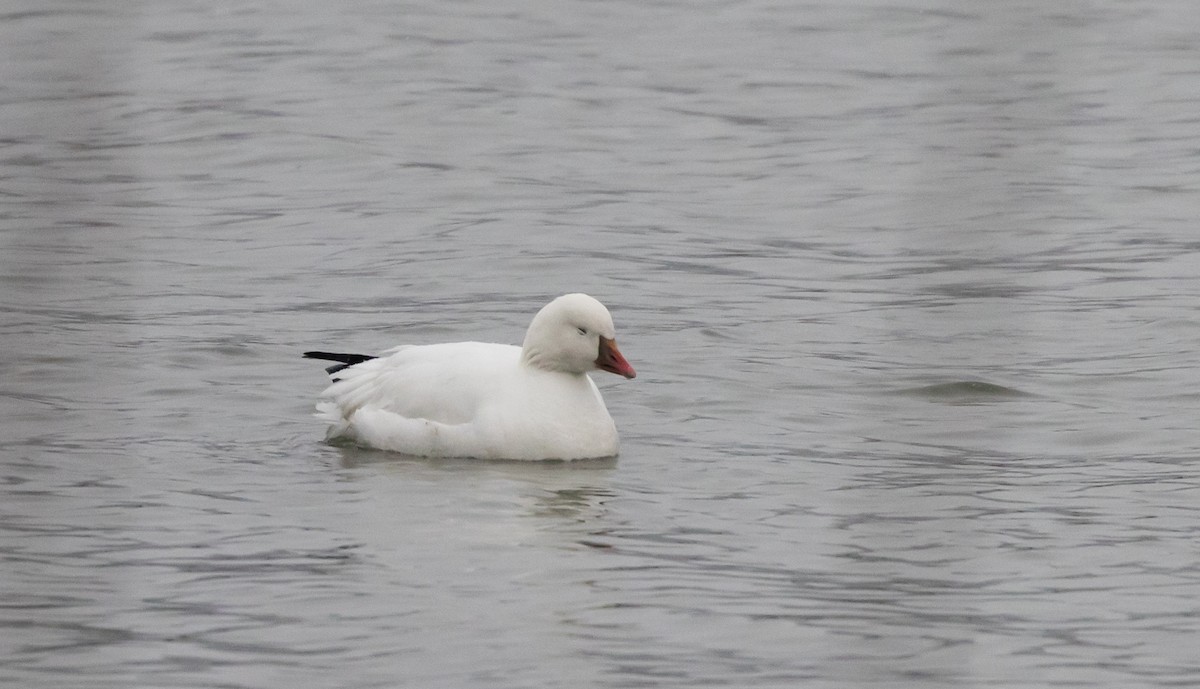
[304,293,636,461]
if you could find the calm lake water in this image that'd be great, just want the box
[4,0,1200,687]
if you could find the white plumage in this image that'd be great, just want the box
[305,293,636,460]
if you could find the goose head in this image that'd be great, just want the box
[521,293,636,379]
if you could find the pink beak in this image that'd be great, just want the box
[595,337,636,379]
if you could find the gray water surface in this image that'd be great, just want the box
[4,1,1200,687]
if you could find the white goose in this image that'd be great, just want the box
[304,293,636,460]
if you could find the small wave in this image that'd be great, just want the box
[897,380,1032,401]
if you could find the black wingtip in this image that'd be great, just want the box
[304,351,378,377]
[303,351,377,365]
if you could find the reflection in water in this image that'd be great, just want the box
[529,486,616,521]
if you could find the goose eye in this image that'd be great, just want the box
[577,327,588,336]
